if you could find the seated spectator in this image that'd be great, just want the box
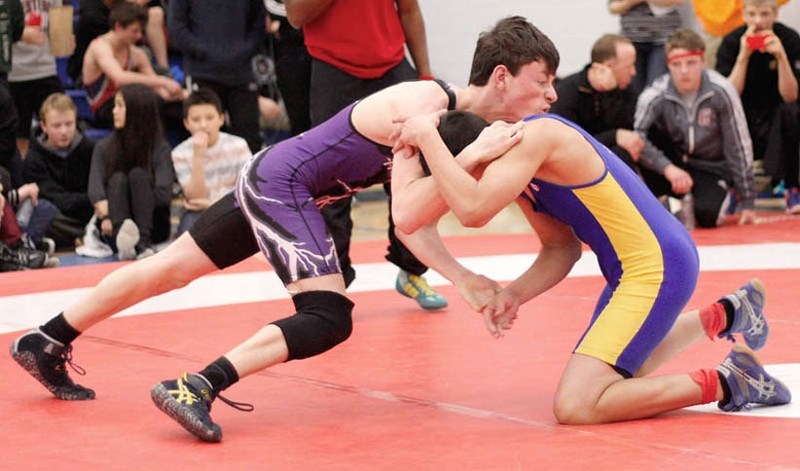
[9,1,67,157]
[635,29,757,228]
[23,93,96,249]
[88,83,174,260]
[715,0,800,213]
[171,89,251,235]
[552,34,645,170]
[82,2,185,130]
[69,0,171,83]
[0,167,58,271]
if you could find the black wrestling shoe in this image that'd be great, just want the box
[151,373,253,443]
[10,329,95,400]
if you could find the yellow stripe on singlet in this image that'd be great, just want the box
[572,172,665,364]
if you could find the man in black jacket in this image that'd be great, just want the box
[552,34,644,170]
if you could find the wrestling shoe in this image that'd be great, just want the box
[718,279,768,350]
[396,269,448,310]
[716,345,791,412]
[786,188,800,215]
[151,373,253,443]
[10,329,95,400]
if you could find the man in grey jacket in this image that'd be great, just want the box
[635,29,757,228]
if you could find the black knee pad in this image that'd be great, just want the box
[272,291,354,361]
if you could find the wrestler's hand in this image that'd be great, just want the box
[455,273,501,312]
[390,109,447,154]
[481,289,520,338]
[463,120,524,166]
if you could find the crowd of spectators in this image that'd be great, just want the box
[0,0,798,273]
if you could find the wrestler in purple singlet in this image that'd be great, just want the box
[236,102,393,284]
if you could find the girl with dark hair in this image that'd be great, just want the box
[87,83,174,260]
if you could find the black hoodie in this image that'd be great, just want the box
[22,129,96,224]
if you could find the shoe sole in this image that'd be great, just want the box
[151,384,222,443]
[9,343,95,400]
[116,220,140,261]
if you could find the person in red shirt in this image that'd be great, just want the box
[286,0,444,310]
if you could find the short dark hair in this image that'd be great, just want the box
[419,111,490,176]
[666,29,706,54]
[183,88,224,118]
[590,34,632,63]
[108,1,148,30]
[468,16,560,86]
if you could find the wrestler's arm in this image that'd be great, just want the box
[410,119,538,227]
[487,202,583,332]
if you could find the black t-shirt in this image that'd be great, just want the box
[716,22,800,112]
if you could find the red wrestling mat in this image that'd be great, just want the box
[2,222,800,469]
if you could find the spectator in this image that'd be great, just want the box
[0,166,58,270]
[715,0,800,213]
[171,89,251,235]
[608,0,686,94]
[552,34,646,170]
[286,0,443,310]
[82,2,185,130]
[69,0,171,82]
[88,83,174,260]
[9,0,66,158]
[168,0,265,152]
[635,28,756,228]
[23,92,96,249]
[1,0,25,187]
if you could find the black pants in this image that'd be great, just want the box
[747,102,799,188]
[190,78,262,153]
[309,57,425,286]
[642,166,729,228]
[274,18,311,136]
[107,168,155,245]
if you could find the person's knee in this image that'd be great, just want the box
[128,166,150,183]
[108,171,128,186]
[273,291,354,360]
[552,391,593,425]
[695,207,720,228]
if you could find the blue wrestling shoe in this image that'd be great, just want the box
[396,270,448,311]
[151,373,253,443]
[716,345,791,412]
[719,279,768,350]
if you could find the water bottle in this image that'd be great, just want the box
[680,192,695,231]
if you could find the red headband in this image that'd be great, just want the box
[667,50,704,64]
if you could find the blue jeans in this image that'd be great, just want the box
[17,198,58,243]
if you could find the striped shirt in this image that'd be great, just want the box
[172,132,252,203]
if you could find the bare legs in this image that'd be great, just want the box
[63,233,218,332]
[552,308,720,425]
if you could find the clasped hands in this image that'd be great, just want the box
[390,110,524,165]
[456,273,521,339]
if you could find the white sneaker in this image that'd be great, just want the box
[116,219,140,261]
